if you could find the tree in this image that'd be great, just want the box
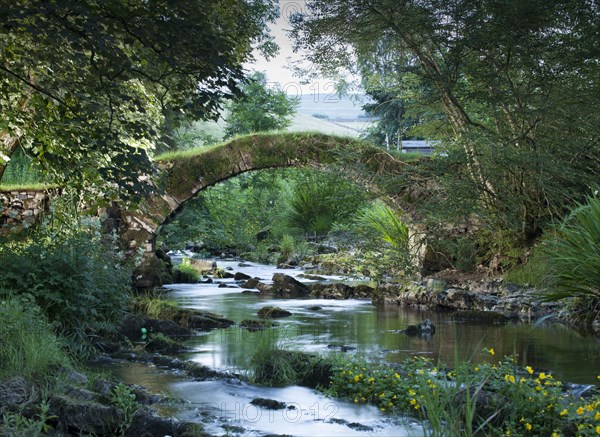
[0,0,278,196]
[291,0,600,245]
[224,71,299,138]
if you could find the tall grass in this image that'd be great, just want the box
[132,295,180,321]
[0,298,69,382]
[246,329,305,386]
[355,201,409,249]
[542,196,600,301]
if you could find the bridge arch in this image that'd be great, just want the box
[116,132,420,287]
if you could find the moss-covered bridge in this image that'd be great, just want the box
[113,132,423,287]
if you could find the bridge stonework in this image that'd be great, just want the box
[111,133,425,288]
[0,189,53,236]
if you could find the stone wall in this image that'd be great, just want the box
[0,189,52,236]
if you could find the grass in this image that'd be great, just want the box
[504,247,549,288]
[0,183,57,191]
[153,131,365,162]
[0,297,70,383]
[132,294,180,321]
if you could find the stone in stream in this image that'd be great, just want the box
[257,306,292,318]
[239,319,279,331]
[403,319,436,336]
[270,273,309,297]
[48,395,125,435]
[234,271,252,281]
[250,398,288,410]
[241,277,261,289]
[173,310,235,330]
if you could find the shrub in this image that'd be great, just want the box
[542,196,600,301]
[172,257,200,283]
[0,219,132,348]
[0,298,70,382]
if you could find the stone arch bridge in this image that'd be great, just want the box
[109,132,425,287]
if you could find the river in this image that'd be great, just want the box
[107,259,600,436]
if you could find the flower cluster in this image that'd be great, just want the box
[326,351,600,436]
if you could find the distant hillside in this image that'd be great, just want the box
[295,93,372,120]
[286,113,374,138]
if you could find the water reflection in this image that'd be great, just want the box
[166,260,600,385]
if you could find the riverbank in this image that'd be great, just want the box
[2,259,599,436]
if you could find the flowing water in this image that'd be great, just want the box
[106,259,600,436]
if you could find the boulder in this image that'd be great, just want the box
[256,282,273,294]
[271,273,309,297]
[118,314,192,340]
[174,311,235,330]
[125,410,197,437]
[257,306,292,318]
[234,271,252,281]
[310,283,352,299]
[239,319,278,331]
[404,319,436,336]
[242,278,261,289]
[0,377,37,413]
[250,398,287,410]
[48,395,124,436]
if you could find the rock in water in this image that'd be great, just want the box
[404,319,436,336]
[271,273,309,297]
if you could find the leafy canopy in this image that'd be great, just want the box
[0,0,278,197]
[224,71,300,138]
[291,0,600,247]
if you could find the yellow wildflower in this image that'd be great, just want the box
[539,372,546,380]
[489,348,495,356]
[408,389,416,396]
[524,423,532,431]
[552,432,561,437]
[394,373,400,379]
[577,406,585,415]
[525,366,534,374]
[504,374,516,383]
[559,409,568,416]
[595,411,600,420]
[595,425,600,435]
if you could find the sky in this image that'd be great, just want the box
[248,1,339,98]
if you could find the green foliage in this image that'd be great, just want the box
[246,329,318,386]
[172,257,200,283]
[0,0,278,195]
[504,245,549,288]
[355,201,409,249]
[110,383,137,433]
[224,71,299,138]
[327,353,600,436]
[0,219,132,348]
[282,173,368,236]
[0,146,45,186]
[0,298,70,382]
[132,295,180,321]
[0,401,56,437]
[542,197,600,302]
[292,0,600,254]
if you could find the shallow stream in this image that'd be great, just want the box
[107,260,600,436]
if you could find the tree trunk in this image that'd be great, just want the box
[0,132,21,181]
